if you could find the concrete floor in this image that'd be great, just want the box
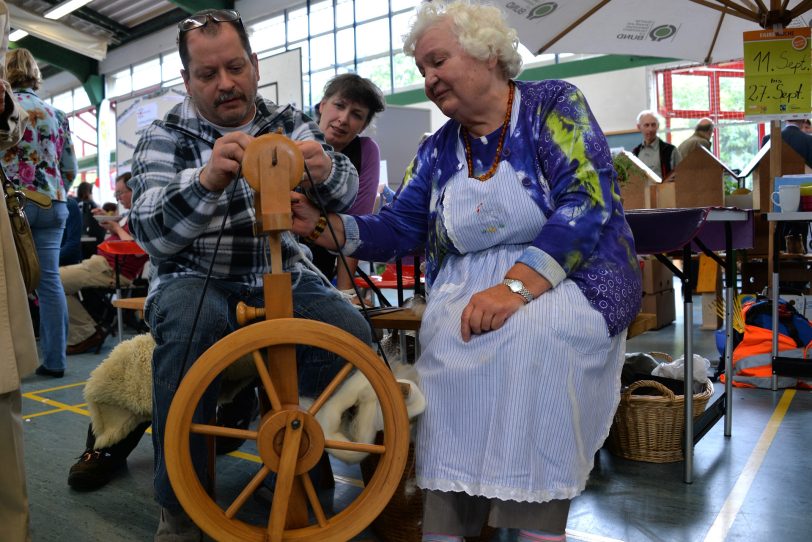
[19,292,812,542]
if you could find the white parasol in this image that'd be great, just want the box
[486,0,812,65]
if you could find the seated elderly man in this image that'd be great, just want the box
[60,172,148,355]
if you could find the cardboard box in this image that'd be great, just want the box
[641,256,675,294]
[700,292,722,330]
[641,289,677,329]
[627,312,657,339]
[696,254,721,294]
[724,192,753,209]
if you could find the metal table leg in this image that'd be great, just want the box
[723,223,734,437]
[681,245,694,483]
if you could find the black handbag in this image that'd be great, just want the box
[2,166,40,294]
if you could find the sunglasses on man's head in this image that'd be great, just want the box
[177,9,242,33]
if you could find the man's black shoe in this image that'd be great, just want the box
[67,449,126,491]
[35,365,64,378]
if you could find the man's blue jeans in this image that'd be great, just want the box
[146,271,372,510]
[28,201,68,371]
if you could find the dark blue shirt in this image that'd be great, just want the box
[60,196,82,265]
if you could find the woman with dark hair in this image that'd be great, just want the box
[312,73,385,301]
[1,47,77,378]
[76,181,97,207]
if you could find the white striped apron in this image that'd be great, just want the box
[414,137,626,503]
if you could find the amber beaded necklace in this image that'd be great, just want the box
[462,81,515,182]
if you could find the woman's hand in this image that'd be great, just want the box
[290,191,322,237]
[295,140,332,184]
[460,265,552,342]
[460,284,526,342]
[290,191,346,250]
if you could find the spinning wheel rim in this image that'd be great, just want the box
[165,318,410,542]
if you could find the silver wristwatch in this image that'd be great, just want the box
[502,278,533,304]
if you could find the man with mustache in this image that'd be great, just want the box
[125,9,369,540]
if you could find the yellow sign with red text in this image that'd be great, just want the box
[744,27,812,120]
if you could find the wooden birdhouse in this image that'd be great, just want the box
[615,150,660,210]
[654,146,735,209]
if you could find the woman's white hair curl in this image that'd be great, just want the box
[402,1,523,79]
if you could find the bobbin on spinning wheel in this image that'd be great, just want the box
[164,134,410,542]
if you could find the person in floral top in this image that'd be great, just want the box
[2,48,77,378]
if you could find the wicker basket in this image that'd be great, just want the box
[360,433,494,542]
[607,377,714,463]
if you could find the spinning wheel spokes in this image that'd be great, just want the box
[252,350,283,411]
[225,465,271,519]
[307,362,355,416]
[189,424,258,441]
[165,319,410,542]
[324,440,386,455]
[267,410,305,539]
[299,475,329,527]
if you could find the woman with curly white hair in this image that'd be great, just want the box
[292,2,641,540]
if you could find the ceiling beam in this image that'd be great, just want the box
[11,36,97,81]
[112,8,189,47]
[168,1,235,14]
[37,0,130,41]
[72,7,130,43]
[11,36,104,107]
[7,4,108,60]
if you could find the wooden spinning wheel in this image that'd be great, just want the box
[164,134,410,542]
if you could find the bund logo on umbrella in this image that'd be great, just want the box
[649,25,678,42]
[503,1,558,20]
[528,2,557,19]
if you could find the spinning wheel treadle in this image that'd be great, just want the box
[164,134,410,542]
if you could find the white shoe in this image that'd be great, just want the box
[154,507,202,542]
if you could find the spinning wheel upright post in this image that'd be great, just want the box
[242,132,310,531]
[164,134,410,542]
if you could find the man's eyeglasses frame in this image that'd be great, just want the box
[176,9,243,40]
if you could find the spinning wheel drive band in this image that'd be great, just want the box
[165,319,410,542]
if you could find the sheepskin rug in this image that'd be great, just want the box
[83,334,155,449]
